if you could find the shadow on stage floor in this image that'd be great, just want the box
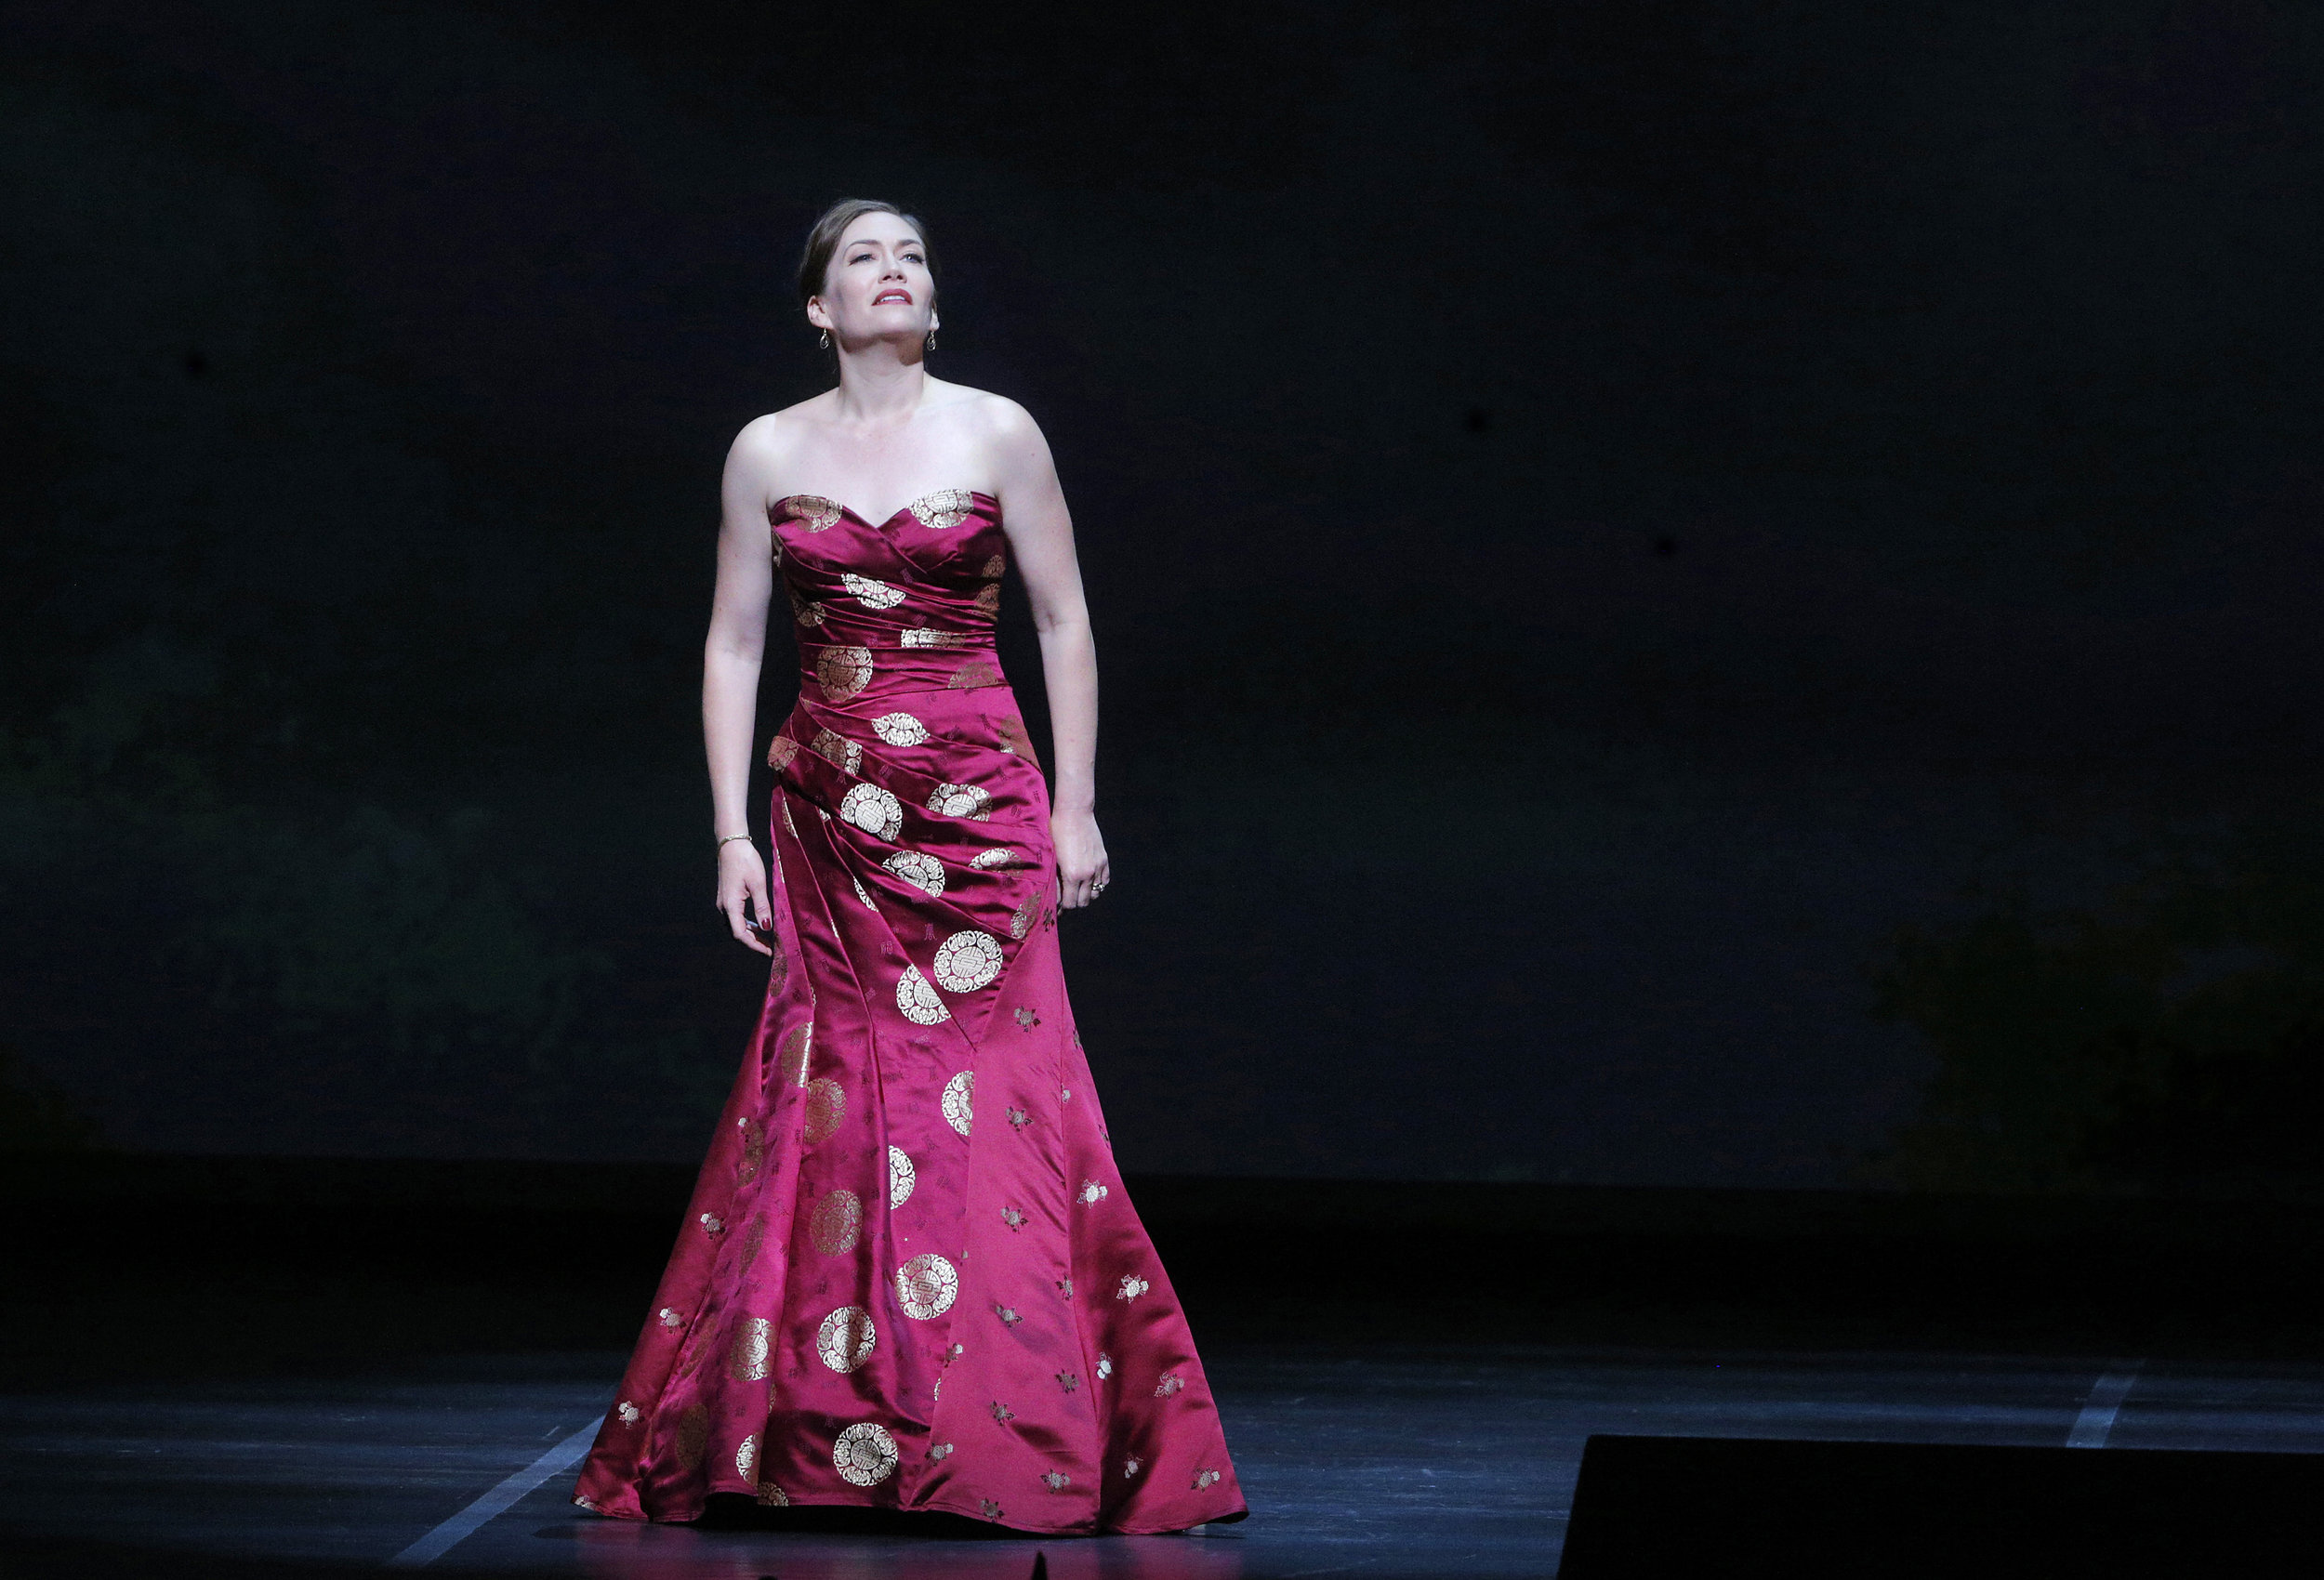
[3,1156,2322,1577]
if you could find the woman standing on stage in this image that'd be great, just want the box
[571,199,1246,1535]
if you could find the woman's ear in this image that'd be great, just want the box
[805,296,830,332]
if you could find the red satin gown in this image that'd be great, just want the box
[572,489,1246,1534]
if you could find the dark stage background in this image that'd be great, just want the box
[6,0,2323,1196]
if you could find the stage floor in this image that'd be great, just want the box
[6,1343,2324,1578]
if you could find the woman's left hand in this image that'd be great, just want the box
[1053,808,1111,909]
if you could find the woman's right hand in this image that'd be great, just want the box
[717,839,774,955]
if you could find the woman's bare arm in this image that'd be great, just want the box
[705,419,781,955]
[987,399,1111,909]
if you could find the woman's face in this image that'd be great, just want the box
[807,212,935,349]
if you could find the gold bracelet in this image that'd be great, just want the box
[717,832,755,850]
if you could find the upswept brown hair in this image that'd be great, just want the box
[797,198,934,306]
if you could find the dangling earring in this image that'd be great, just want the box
[818,330,831,350]
[925,326,937,353]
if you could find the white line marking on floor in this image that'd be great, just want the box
[387,1422,599,1567]
[2067,1361,2145,1448]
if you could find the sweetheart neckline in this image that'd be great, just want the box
[777,488,997,528]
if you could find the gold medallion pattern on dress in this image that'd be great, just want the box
[889,1144,916,1206]
[833,1422,900,1486]
[971,848,1019,870]
[896,965,950,1025]
[776,1021,813,1086]
[808,1187,862,1255]
[815,644,873,701]
[994,716,1037,759]
[811,729,862,775]
[942,1070,975,1136]
[838,784,903,841]
[768,734,799,770]
[787,586,826,626]
[802,1076,846,1144]
[735,1434,758,1477]
[757,1477,789,1507]
[933,928,1005,992]
[896,1253,959,1319]
[873,711,929,745]
[883,850,945,897]
[927,783,991,820]
[903,626,968,649]
[781,495,842,531]
[842,572,905,609]
[730,1310,776,1376]
[949,661,1003,690]
[908,489,974,530]
[974,582,1001,615]
[673,1403,708,1472]
[816,1305,877,1373]
[736,1115,764,1183]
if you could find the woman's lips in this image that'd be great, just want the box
[873,290,913,305]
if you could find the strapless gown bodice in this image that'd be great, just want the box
[775,489,1010,699]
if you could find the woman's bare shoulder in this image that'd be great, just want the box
[733,396,834,456]
[933,387,1060,511]
[727,397,837,491]
[931,381,1044,452]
